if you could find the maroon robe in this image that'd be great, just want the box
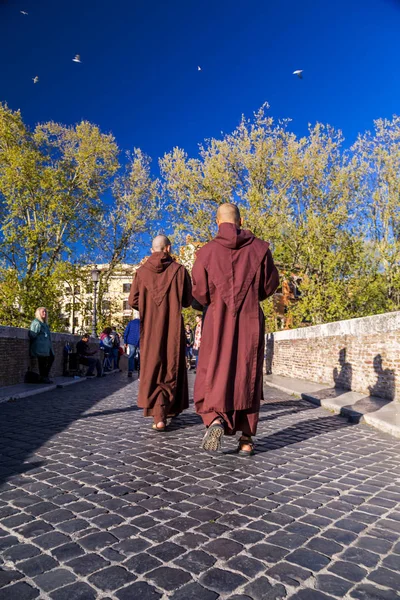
[129,252,192,421]
[192,223,279,436]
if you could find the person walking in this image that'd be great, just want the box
[76,333,103,377]
[184,324,194,369]
[192,203,279,455]
[192,315,202,372]
[124,316,140,377]
[29,307,55,384]
[129,235,192,431]
[100,327,118,370]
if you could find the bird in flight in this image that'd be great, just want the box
[198,66,202,71]
[72,54,82,63]
[293,70,303,79]
[20,10,28,15]
[33,76,39,84]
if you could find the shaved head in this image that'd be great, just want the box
[152,234,171,253]
[216,203,241,226]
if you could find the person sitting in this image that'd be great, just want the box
[28,307,54,384]
[76,334,103,377]
[123,315,140,377]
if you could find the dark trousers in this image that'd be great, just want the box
[79,356,102,376]
[38,354,54,378]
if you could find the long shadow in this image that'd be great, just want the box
[368,354,396,401]
[0,376,132,486]
[255,414,355,453]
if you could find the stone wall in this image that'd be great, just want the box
[266,311,400,401]
[0,326,100,387]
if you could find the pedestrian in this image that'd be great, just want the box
[192,315,202,372]
[192,203,279,455]
[76,333,103,377]
[129,234,192,431]
[184,324,194,369]
[100,327,118,370]
[111,327,122,370]
[28,307,55,384]
[124,315,140,377]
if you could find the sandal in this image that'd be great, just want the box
[201,419,224,452]
[237,436,255,456]
[152,423,166,432]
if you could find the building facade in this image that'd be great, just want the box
[61,263,139,334]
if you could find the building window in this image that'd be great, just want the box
[102,301,111,311]
[74,285,81,295]
[65,303,71,312]
[73,317,79,326]
[123,300,130,311]
[123,283,131,293]
[64,318,70,327]
[85,318,92,326]
[86,283,93,294]
[86,301,93,311]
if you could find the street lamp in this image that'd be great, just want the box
[91,267,100,338]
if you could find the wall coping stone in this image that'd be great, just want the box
[0,325,98,343]
[268,310,400,341]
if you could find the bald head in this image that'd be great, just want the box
[216,203,242,227]
[151,234,171,253]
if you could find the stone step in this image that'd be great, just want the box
[264,373,400,438]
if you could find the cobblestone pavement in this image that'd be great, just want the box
[1,374,400,600]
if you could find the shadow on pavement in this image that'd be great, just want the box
[0,375,132,487]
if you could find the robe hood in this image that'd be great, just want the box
[138,252,181,306]
[215,222,255,249]
[143,252,174,273]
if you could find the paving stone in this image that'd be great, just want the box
[306,537,343,557]
[33,568,76,592]
[147,566,192,591]
[148,541,186,561]
[250,543,288,563]
[3,543,40,561]
[286,548,330,572]
[51,582,97,600]
[175,549,216,574]
[125,552,162,574]
[142,525,178,543]
[33,531,70,550]
[356,536,392,554]
[78,531,118,550]
[170,582,219,600]
[340,546,380,568]
[0,568,24,587]
[51,542,85,562]
[229,528,264,545]
[116,581,162,600]
[289,590,335,600]
[266,562,312,587]
[17,520,54,537]
[200,568,247,594]
[315,574,353,597]
[328,560,368,582]
[0,581,39,600]
[227,555,265,577]
[205,538,243,560]
[115,537,150,556]
[88,565,136,591]
[67,553,110,576]
[18,554,59,577]
[57,518,91,533]
[244,576,287,599]
[368,567,400,591]
[350,583,400,599]
[174,532,208,548]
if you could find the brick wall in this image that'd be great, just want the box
[0,326,100,387]
[266,311,400,401]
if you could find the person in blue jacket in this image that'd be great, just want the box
[124,316,140,377]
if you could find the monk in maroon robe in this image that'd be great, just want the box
[129,235,192,431]
[192,204,279,455]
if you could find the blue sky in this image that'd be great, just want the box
[1,0,400,165]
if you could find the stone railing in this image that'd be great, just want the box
[0,326,99,387]
[265,311,400,401]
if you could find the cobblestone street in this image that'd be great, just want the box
[0,373,400,600]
